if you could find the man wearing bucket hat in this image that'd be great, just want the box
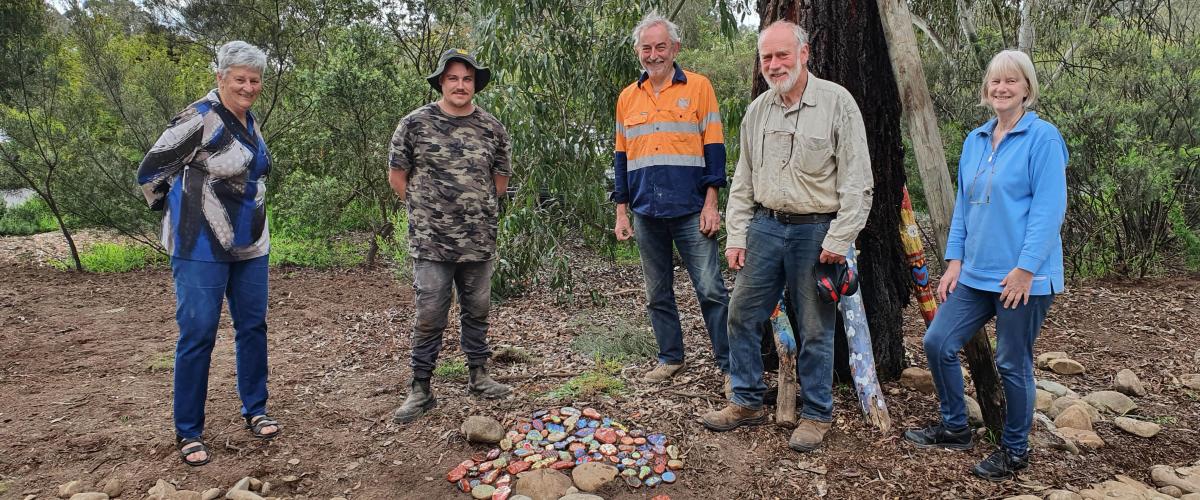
[388,48,513,423]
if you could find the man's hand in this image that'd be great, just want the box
[699,205,720,238]
[999,267,1034,309]
[726,248,745,270]
[937,260,962,302]
[819,249,846,264]
[614,204,633,241]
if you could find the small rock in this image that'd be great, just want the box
[581,408,601,419]
[172,491,203,500]
[201,489,222,500]
[229,478,252,493]
[1079,480,1152,499]
[512,469,573,500]
[1158,485,1184,497]
[1044,489,1083,500]
[68,494,109,500]
[1049,396,1100,421]
[1049,358,1086,375]
[900,367,935,394]
[287,458,300,465]
[463,416,506,444]
[1182,374,1200,390]
[1083,390,1138,415]
[1054,404,1095,431]
[147,480,176,500]
[571,462,618,492]
[667,459,684,470]
[965,396,984,427]
[558,495,603,500]
[1035,389,1055,411]
[1036,351,1069,369]
[471,484,496,500]
[59,480,86,498]
[1152,465,1200,494]
[1114,369,1148,396]
[99,478,123,498]
[1114,416,1162,438]
[1037,379,1074,397]
[1058,428,1105,448]
[223,491,264,500]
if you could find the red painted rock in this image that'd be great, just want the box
[472,452,488,463]
[478,461,493,473]
[594,428,617,444]
[491,486,511,500]
[507,461,531,475]
[458,478,472,493]
[448,464,469,482]
[618,445,635,452]
[496,474,512,488]
[482,469,500,485]
[607,455,619,463]
[582,408,602,419]
[653,462,666,474]
[568,442,585,452]
[550,460,574,470]
[620,437,635,445]
[652,495,671,500]
[634,437,647,445]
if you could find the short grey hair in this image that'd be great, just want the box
[979,49,1040,108]
[632,11,681,45]
[215,41,267,77]
[758,20,808,50]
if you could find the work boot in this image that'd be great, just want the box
[903,423,974,450]
[393,378,436,423]
[468,365,512,399]
[699,402,768,432]
[972,449,1029,481]
[642,362,685,382]
[788,418,832,452]
[722,373,733,400]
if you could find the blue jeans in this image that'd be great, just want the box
[923,284,1053,455]
[632,212,730,372]
[728,214,836,421]
[410,258,494,380]
[171,255,270,439]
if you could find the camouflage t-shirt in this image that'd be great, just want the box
[388,103,512,262]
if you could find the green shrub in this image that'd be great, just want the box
[0,198,58,236]
[268,232,366,268]
[80,243,164,272]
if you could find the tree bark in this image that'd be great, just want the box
[756,0,910,382]
[1018,0,1036,55]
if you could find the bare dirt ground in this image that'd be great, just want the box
[2,234,1199,500]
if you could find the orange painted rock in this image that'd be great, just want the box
[506,460,531,475]
[582,408,601,419]
[594,427,617,444]
[550,460,574,470]
[448,464,469,482]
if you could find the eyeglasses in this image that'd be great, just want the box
[967,152,996,205]
[759,105,803,170]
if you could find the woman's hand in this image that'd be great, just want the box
[999,267,1034,309]
[937,260,962,302]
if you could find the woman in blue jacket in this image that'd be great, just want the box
[902,50,1068,481]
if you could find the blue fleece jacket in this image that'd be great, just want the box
[945,111,1068,295]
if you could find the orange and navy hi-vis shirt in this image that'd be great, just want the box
[612,63,726,218]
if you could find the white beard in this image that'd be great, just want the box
[764,67,802,94]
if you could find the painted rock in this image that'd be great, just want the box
[621,458,636,466]
[620,436,635,445]
[634,437,647,445]
[582,408,601,419]
[629,429,645,438]
[666,445,679,460]
[558,451,572,462]
[550,415,562,424]
[588,420,599,428]
[547,423,565,433]
[648,434,666,446]
[631,452,641,459]
[607,455,619,464]
[491,485,511,500]
[645,476,662,487]
[568,442,586,452]
[492,457,508,469]
[653,462,665,474]
[550,460,574,470]
[481,469,500,484]
[506,461,531,475]
[662,470,677,483]
[540,450,558,459]
[513,449,532,457]
[523,455,539,463]
[564,415,579,430]
[472,452,488,462]
[496,474,511,488]
[561,406,581,416]
[553,441,568,450]
[531,419,545,431]
[532,410,548,419]
[574,456,591,465]
[639,465,652,479]
[471,484,495,499]
[619,445,636,453]
[636,458,647,466]
[499,438,513,451]
[448,464,469,482]
[575,428,595,438]
[527,430,543,442]
[518,423,532,433]
[621,468,638,477]
[479,461,493,473]
[458,478,472,493]
[594,428,617,444]
[667,459,683,470]
[470,479,481,488]
[599,444,618,455]
[624,475,642,488]
[547,432,567,443]
[602,418,613,427]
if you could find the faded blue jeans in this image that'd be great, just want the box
[632,212,730,373]
[923,283,1053,455]
[727,213,836,421]
[410,258,495,380]
[171,255,270,439]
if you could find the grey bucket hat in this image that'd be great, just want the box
[426,48,492,93]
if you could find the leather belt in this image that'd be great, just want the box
[758,207,836,224]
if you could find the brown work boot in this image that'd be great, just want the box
[722,373,733,399]
[700,402,768,432]
[788,418,832,452]
[642,362,685,382]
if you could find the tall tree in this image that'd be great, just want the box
[754,0,910,380]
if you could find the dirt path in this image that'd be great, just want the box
[1,253,1198,499]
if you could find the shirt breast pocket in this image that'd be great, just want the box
[797,136,833,175]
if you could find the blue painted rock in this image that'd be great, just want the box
[661,471,676,483]
[532,410,548,419]
[647,434,666,446]
[645,475,662,487]
[526,430,543,442]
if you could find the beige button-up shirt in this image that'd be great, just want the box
[726,75,873,255]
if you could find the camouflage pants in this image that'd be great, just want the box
[409,258,494,380]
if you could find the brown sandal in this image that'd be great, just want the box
[245,415,280,440]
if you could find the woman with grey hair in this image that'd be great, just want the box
[137,40,279,466]
[903,49,1067,481]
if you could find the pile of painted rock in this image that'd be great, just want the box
[447,406,683,498]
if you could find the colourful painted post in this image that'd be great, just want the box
[900,186,939,325]
[840,245,892,433]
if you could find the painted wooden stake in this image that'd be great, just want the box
[771,299,798,429]
[900,186,938,325]
[839,245,892,433]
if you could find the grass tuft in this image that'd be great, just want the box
[492,345,534,365]
[569,315,657,363]
[147,352,173,373]
[549,358,624,399]
[434,359,468,380]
